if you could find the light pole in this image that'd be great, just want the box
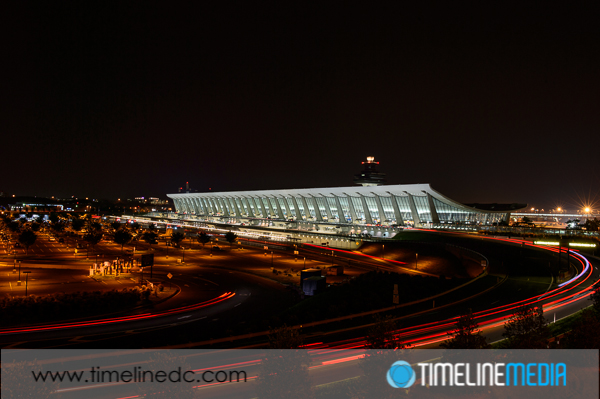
[331,250,334,267]
[304,257,306,268]
[415,253,418,270]
[23,271,31,296]
[271,251,274,268]
[86,244,89,260]
[18,260,21,281]
[166,241,169,259]
[382,244,385,259]
[182,247,185,263]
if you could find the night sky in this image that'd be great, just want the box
[4,4,599,210]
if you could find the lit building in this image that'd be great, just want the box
[166,158,526,236]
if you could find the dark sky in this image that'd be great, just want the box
[4,4,599,210]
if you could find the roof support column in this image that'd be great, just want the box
[343,194,359,223]
[281,196,292,220]
[203,198,214,215]
[358,194,373,225]
[219,198,229,217]
[258,196,268,218]
[229,197,241,219]
[250,197,262,217]
[321,195,333,221]
[198,197,210,216]
[193,198,203,215]
[334,195,347,223]
[310,196,323,222]
[386,193,405,226]
[272,196,284,219]
[210,198,220,214]
[373,194,387,225]
[405,193,422,227]
[243,197,254,217]
[292,197,303,220]
[427,193,440,224]
[300,196,313,221]
[192,198,200,215]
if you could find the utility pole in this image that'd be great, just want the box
[23,271,31,296]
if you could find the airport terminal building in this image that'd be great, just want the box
[166,159,526,238]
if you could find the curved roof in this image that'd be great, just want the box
[168,184,527,214]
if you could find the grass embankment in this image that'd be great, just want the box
[491,306,593,349]
[0,289,146,326]
[279,271,462,325]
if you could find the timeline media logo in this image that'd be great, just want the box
[387,361,416,388]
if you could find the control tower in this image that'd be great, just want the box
[353,157,387,186]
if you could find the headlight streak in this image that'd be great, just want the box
[321,235,595,349]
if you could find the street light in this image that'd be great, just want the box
[23,271,31,296]
[382,244,385,259]
[182,247,185,263]
[415,253,418,270]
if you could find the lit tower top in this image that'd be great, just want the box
[353,157,387,186]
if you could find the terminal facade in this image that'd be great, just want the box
[167,159,525,237]
[168,184,521,229]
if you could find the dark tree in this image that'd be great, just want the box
[88,221,103,232]
[268,324,303,349]
[113,230,133,255]
[48,212,59,225]
[148,223,157,232]
[30,222,41,232]
[224,231,238,250]
[561,309,600,349]
[83,231,103,254]
[7,221,20,233]
[130,222,140,230]
[111,221,122,231]
[142,231,158,249]
[18,229,37,254]
[71,218,85,232]
[257,326,313,399]
[51,221,65,234]
[197,231,211,249]
[502,304,549,349]
[170,231,185,247]
[583,218,599,232]
[441,309,490,349]
[365,314,406,349]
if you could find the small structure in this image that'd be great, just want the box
[300,268,322,284]
[303,276,326,296]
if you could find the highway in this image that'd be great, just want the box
[2,231,598,398]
